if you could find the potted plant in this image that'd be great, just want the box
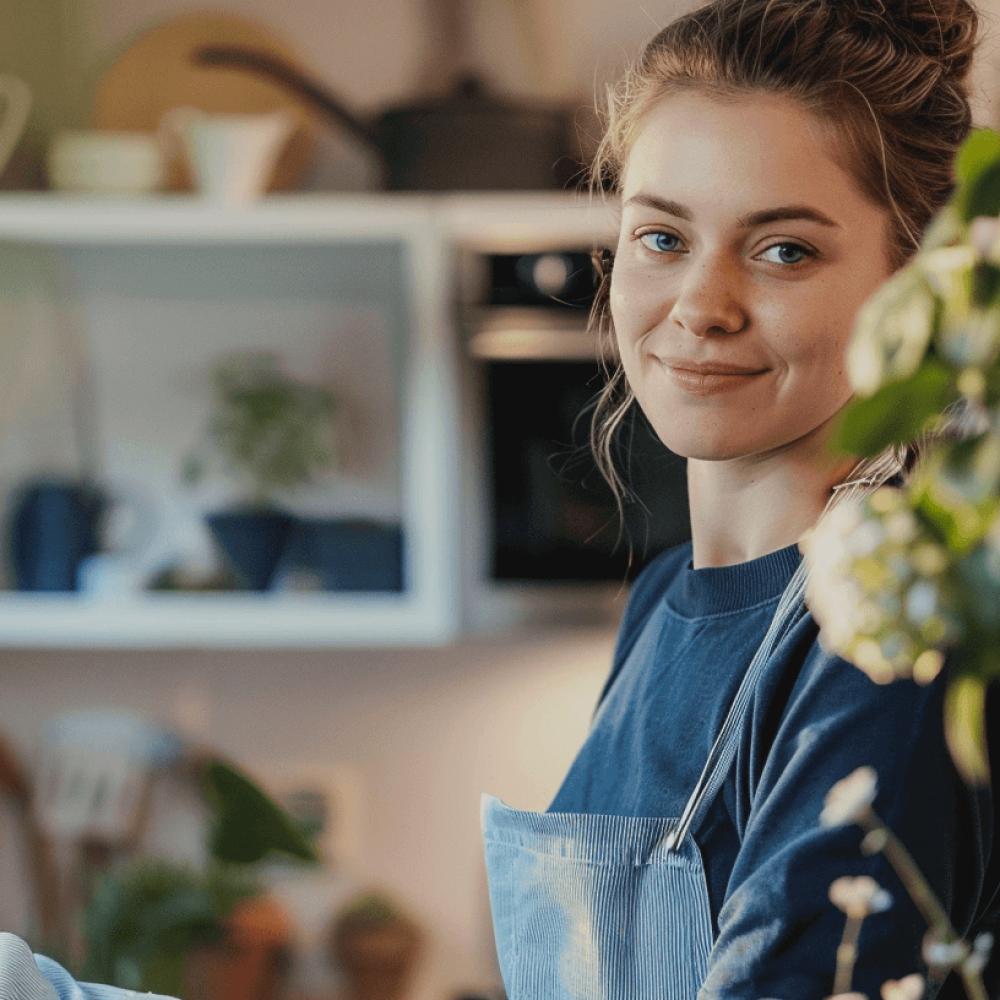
[79,755,320,1000]
[328,891,423,1000]
[181,350,340,590]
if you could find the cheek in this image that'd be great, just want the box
[609,286,630,345]
[769,314,854,403]
[609,261,662,350]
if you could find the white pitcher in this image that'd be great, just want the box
[0,75,32,180]
[159,107,295,206]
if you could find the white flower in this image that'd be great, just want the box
[848,266,936,395]
[884,511,919,544]
[848,519,886,557]
[821,767,878,827]
[923,936,970,969]
[880,973,925,1000]
[829,875,893,918]
[969,216,1000,260]
[964,932,994,976]
[904,580,940,625]
[938,311,1000,369]
[803,487,959,684]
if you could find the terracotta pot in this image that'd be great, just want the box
[330,912,422,1000]
[186,895,293,1000]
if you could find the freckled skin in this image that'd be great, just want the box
[612,90,894,465]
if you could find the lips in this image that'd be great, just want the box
[660,356,769,376]
[659,357,770,397]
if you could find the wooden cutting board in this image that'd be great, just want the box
[93,12,318,193]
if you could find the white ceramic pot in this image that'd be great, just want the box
[159,107,295,205]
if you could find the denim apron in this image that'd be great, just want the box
[482,560,810,1000]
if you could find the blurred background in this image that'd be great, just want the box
[0,2,999,999]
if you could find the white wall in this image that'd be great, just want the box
[0,630,618,1000]
[58,0,1000,119]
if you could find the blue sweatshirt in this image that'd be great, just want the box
[549,540,1000,999]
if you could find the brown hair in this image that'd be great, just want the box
[588,0,980,509]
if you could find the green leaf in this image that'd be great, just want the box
[956,128,1000,223]
[963,158,1000,223]
[953,543,1000,631]
[945,672,990,784]
[847,264,937,395]
[81,860,219,989]
[910,440,1000,553]
[972,261,1000,308]
[831,361,956,457]
[205,758,320,865]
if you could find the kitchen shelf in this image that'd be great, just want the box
[0,592,452,648]
[0,191,617,648]
[0,191,617,248]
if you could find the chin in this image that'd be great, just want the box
[645,419,762,462]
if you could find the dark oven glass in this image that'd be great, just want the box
[486,360,691,582]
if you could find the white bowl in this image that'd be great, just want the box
[47,129,166,194]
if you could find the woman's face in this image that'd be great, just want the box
[611,90,894,464]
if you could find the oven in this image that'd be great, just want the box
[464,250,691,585]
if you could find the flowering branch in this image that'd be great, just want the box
[822,768,991,1000]
[801,128,1000,786]
[829,875,892,994]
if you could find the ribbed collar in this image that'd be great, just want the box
[665,540,803,619]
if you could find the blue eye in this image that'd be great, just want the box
[760,242,811,265]
[639,231,682,254]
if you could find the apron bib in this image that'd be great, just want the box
[482,560,810,1000]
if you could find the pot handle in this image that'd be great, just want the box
[192,46,385,163]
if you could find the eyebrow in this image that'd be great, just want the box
[622,193,841,229]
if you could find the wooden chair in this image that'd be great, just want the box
[0,732,60,947]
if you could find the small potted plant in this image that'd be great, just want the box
[80,756,320,1000]
[328,891,423,1000]
[181,350,340,590]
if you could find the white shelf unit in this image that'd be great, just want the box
[0,192,617,648]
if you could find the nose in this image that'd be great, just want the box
[667,254,747,337]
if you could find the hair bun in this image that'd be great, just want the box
[841,0,979,81]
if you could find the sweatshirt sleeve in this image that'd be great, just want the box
[699,637,995,1000]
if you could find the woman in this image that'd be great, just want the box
[3,2,996,999]
[482,1,999,998]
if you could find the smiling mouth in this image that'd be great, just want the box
[660,356,769,376]
[662,362,769,397]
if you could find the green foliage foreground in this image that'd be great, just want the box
[803,128,1000,785]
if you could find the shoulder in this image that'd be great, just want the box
[613,541,692,662]
[752,611,962,810]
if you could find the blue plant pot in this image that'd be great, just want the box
[8,479,105,591]
[276,519,404,591]
[205,508,295,591]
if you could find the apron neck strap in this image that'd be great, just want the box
[663,457,903,853]
[664,559,809,852]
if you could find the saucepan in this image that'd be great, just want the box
[193,46,581,191]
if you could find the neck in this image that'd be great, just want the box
[686,425,858,570]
